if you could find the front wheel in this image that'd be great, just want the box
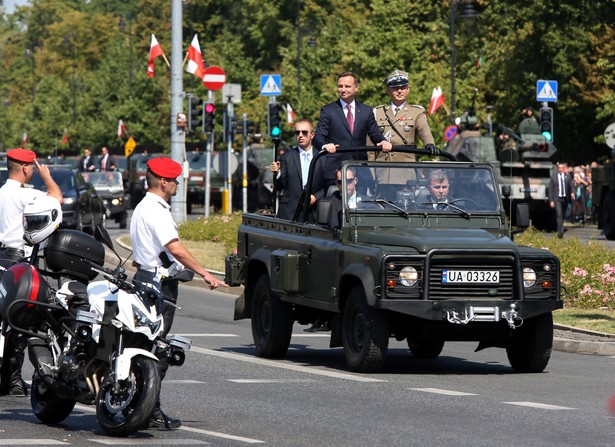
[31,377,76,424]
[96,356,160,437]
[342,285,389,373]
[506,312,553,373]
[251,275,294,358]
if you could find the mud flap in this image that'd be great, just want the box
[234,292,249,320]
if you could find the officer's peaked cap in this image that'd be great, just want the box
[384,70,409,88]
[7,148,36,163]
[148,157,182,179]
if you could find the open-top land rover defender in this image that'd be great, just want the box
[226,147,562,373]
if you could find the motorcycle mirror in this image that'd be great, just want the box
[94,225,114,250]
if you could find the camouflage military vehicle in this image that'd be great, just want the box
[226,147,562,373]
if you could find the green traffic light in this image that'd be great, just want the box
[541,131,553,141]
[271,126,282,138]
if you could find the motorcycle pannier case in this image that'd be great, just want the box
[0,262,50,328]
[44,229,105,281]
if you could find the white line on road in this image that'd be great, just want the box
[228,379,318,383]
[89,439,209,445]
[409,387,478,396]
[291,333,330,337]
[165,379,206,384]
[503,401,576,410]
[176,333,240,337]
[0,441,69,446]
[179,426,265,444]
[191,346,385,383]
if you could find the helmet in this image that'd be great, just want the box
[23,195,63,245]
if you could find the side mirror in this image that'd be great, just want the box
[511,203,530,239]
[317,200,333,226]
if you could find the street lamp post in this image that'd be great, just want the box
[450,1,478,124]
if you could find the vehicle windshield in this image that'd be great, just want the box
[82,172,123,190]
[337,163,500,214]
[28,170,75,191]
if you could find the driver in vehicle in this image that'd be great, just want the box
[422,169,451,208]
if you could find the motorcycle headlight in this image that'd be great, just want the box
[399,266,419,287]
[523,267,537,288]
[132,305,162,334]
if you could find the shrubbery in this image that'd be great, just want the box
[180,214,614,311]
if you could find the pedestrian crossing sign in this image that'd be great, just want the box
[536,80,558,102]
[260,74,282,96]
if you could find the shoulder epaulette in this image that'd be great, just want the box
[410,104,425,110]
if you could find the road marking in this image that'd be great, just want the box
[503,401,576,410]
[0,441,69,446]
[177,333,239,337]
[165,379,206,384]
[179,426,265,444]
[90,439,209,445]
[228,379,318,383]
[191,346,385,383]
[409,387,478,396]
[291,333,330,338]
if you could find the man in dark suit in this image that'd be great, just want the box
[79,148,96,172]
[99,146,117,172]
[418,169,452,209]
[548,162,575,238]
[312,71,392,198]
[270,118,317,220]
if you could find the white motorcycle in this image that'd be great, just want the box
[0,224,193,436]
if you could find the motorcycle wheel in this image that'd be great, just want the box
[31,377,76,424]
[96,356,159,437]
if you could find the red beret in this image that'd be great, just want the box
[7,148,36,163]
[148,157,182,179]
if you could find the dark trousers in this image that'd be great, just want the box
[554,197,569,235]
[133,269,179,412]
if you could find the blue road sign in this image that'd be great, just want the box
[260,74,282,96]
[536,80,558,102]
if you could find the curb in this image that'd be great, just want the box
[553,337,615,356]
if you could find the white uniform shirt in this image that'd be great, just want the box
[0,179,46,250]
[130,192,178,269]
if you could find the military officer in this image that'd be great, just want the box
[370,70,436,197]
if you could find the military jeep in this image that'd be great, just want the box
[226,147,562,373]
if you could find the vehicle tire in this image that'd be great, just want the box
[342,285,389,373]
[251,275,293,358]
[506,312,553,373]
[119,211,127,229]
[96,356,159,437]
[31,377,76,424]
[187,200,193,215]
[407,339,444,359]
[602,192,615,240]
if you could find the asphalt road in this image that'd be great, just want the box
[2,285,614,446]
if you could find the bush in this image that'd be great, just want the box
[517,228,615,310]
[178,212,242,254]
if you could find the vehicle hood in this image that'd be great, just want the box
[357,227,515,253]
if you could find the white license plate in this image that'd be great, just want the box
[442,270,500,284]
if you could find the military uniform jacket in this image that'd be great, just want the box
[369,103,435,184]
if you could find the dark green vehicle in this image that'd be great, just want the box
[227,147,562,373]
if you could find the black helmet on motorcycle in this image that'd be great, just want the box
[23,195,63,245]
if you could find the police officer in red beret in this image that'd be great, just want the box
[0,148,63,396]
[130,156,227,429]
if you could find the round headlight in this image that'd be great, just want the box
[399,266,418,287]
[523,267,536,287]
[111,198,120,206]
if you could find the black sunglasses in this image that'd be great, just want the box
[336,178,355,185]
[294,130,310,136]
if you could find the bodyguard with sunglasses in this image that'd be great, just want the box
[270,119,317,220]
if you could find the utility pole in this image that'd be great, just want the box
[170,0,186,223]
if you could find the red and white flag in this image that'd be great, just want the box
[147,34,166,78]
[118,119,127,139]
[61,128,68,145]
[428,86,445,115]
[21,132,28,146]
[286,104,295,127]
[185,34,205,80]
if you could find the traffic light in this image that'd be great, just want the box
[268,103,283,139]
[188,97,203,132]
[540,106,554,141]
[204,102,216,133]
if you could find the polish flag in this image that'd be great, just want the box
[61,128,68,145]
[118,119,127,139]
[22,132,28,146]
[186,34,205,80]
[147,34,165,78]
[428,86,445,115]
[286,104,295,127]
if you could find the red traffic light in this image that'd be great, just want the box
[205,103,215,113]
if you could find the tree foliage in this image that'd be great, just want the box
[0,0,612,162]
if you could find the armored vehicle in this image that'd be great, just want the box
[227,147,562,373]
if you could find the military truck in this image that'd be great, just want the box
[591,151,615,239]
[226,147,562,373]
[446,110,557,230]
